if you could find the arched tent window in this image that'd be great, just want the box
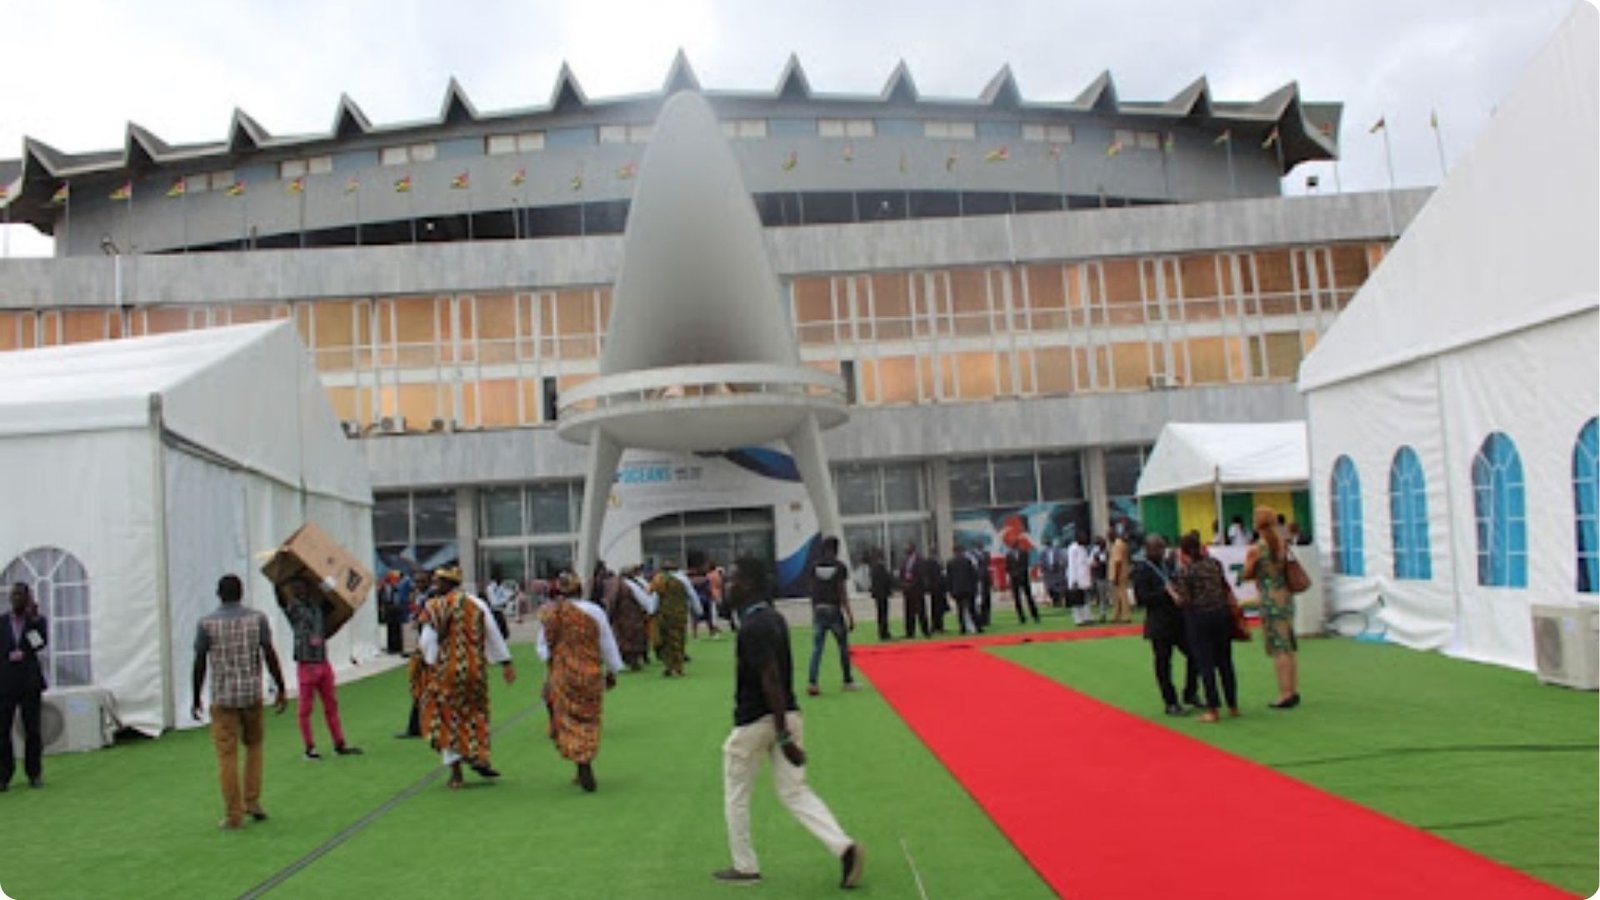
[1330,455,1364,576]
[1389,446,1432,580]
[2,547,93,687]
[1472,432,1528,587]
[1575,418,1599,593]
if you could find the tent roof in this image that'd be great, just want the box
[1135,421,1309,496]
[1299,4,1598,392]
[0,321,371,505]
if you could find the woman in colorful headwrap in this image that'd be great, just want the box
[650,562,694,676]
[537,573,623,792]
[610,566,656,670]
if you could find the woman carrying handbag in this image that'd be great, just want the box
[1242,506,1303,709]
[1168,532,1240,723]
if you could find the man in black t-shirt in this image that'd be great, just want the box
[805,537,858,695]
[714,558,864,889]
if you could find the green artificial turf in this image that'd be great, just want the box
[0,629,1051,900]
[991,632,1600,896]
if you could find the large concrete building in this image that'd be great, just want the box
[0,55,1427,592]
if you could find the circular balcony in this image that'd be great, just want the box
[555,362,848,452]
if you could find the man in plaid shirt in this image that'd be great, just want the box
[192,575,288,831]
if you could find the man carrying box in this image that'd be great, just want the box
[276,576,363,761]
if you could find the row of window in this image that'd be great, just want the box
[182,116,1175,186]
[1329,418,1599,592]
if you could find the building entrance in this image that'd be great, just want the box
[640,507,775,570]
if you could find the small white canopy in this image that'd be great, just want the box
[1136,422,1309,497]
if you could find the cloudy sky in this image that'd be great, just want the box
[0,0,1580,256]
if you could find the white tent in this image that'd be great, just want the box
[1136,422,1309,498]
[0,321,379,734]
[1299,4,1599,671]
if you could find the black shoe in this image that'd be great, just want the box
[1269,693,1301,710]
[840,843,865,888]
[394,730,420,739]
[577,762,596,793]
[470,763,501,779]
[247,807,269,822]
[711,868,761,884]
[1164,704,1185,716]
[27,777,43,789]
[335,745,364,756]
[1182,696,1203,708]
[303,748,323,761]
[0,782,7,792]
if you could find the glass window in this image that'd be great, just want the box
[412,491,457,542]
[1331,456,1365,576]
[518,132,546,152]
[380,146,409,166]
[721,119,768,139]
[819,118,875,138]
[1390,447,1432,580]
[481,487,524,538]
[208,170,235,190]
[409,143,436,162]
[949,458,992,508]
[1575,418,1599,593]
[599,124,629,144]
[991,456,1037,506]
[1104,447,1144,499]
[279,159,307,179]
[2,548,92,687]
[1473,433,1527,587]
[835,466,881,517]
[307,155,333,175]
[373,495,411,545]
[925,120,977,140]
[1038,453,1083,501]
[882,465,923,512]
[486,134,517,155]
[1022,123,1073,143]
[529,483,574,535]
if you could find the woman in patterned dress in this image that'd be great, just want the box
[538,573,622,792]
[417,567,516,789]
[650,564,692,676]
[1243,506,1300,709]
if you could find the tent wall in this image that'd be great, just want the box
[1308,312,1598,671]
[0,429,166,735]
[165,447,381,732]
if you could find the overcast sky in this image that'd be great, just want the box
[0,0,1581,256]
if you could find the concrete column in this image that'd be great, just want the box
[455,485,479,589]
[787,413,844,563]
[575,431,623,580]
[929,458,953,558]
[1084,446,1109,539]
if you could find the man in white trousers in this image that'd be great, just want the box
[714,557,864,889]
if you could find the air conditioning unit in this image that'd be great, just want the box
[10,686,116,756]
[1148,373,1178,390]
[378,416,407,434]
[1531,605,1599,690]
[428,417,456,434]
[339,420,362,439]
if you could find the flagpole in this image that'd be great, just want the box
[1226,139,1236,199]
[355,177,363,247]
[1379,113,1397,237]
[181,182,189,254]
[127,183,136,253]
[298,182,307,249]
[1160,137,1173,200]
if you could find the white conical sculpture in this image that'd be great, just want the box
[557,91,849,578]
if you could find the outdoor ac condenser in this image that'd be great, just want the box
[10,686,116,755]
[1530,605,1600,691]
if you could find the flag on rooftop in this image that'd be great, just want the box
[450,171,470,190]
[945,151,959,172]
[287,176,306,195]
[842,143,855,163]
[983,145,1009,163]
[1261,127,1280,150]
[394,175,412,193]
[569,172,583,191]
[615,162,637,181]
[226,180,245,197]
[50,184,69,204]
[1105,139,1124,158]
[344,175,360,194]
[510,167,526,187]
[1163,132,1176,153]
[109,181,133,201]
[166,177,187,199]
[1369,116,1386,134]
[1429,109,1439,130]
[1213,130,1232,146]
[781,150,797,172]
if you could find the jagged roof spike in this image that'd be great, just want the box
[1169,76,1213,117]
[124,123,169,167]
[662,48,701,94]
[550,62,588,112]
[979,64,1021,108]
[440,77,479,125]
[774,53,811,100]
[227,108,268,153]
[22,137,66,178]
[1073,70,1119,113]
[332,93,372,139]
[1250,81,1300,121]
[880,60,918,104]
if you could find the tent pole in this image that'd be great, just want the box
[1213,465,1225,544]
[151,396,176,730]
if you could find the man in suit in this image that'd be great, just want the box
[969,545,993,629]
[944,545,981,636]
[1,582,49,790]
[1005,543,1041,624]
[920,552,949,635]
[1040,540,1068,608]
[1130,535,1199,715]
[899,544,929,639]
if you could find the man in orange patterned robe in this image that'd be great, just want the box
[417,567,516,789]
[537,573,624,791]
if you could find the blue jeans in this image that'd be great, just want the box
[807,605,854,686]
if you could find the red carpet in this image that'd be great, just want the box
[854,646,1575,899]
[853,624,1143,656]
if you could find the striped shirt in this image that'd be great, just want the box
[195,604,273,708]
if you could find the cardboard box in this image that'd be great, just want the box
[261,522,374,638]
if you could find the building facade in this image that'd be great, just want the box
[0,57,1428,589]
